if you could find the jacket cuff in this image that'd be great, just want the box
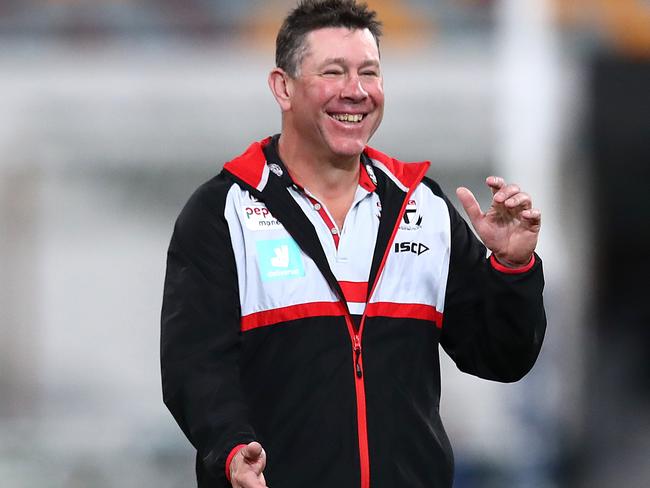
[489,253,535,274]
[225,444,247,481]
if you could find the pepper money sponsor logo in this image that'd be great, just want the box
[256,238,305,282]
[243,204,283,231]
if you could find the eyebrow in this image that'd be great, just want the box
[319,57,381,69]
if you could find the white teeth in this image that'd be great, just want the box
[331,113,364,123]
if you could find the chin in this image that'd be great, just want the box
[327,137,368,160]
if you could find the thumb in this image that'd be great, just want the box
[241,442,264,463]
[455,187,483,225]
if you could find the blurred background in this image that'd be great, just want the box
[1,0,649,487]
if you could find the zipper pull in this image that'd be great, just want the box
[353,335,363,378]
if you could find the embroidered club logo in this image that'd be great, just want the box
[400,199,423,230]
[268,163,283,177]
[365,164,377,185]
[257,238,305,281]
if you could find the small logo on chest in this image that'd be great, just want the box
[268,163,284,177]
[394,241,430,256]
[256,238,306,281]
[243,204,283,231]
[400,199,423,230]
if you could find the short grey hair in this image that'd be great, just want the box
[275,0,382,77]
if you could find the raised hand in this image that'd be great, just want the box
[456,176,541,267]
[229,442,269,488]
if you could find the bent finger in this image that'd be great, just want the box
[521,208,542,225]
[493,184,521,204]
[235,471,267,488]
[504,191,532,210]
[486,176,506,195]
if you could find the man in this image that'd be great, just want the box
[161,1,546,487]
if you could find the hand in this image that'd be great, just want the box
[229,442,269,488]
[456,176,541,267]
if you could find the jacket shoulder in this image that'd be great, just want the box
[222,137,272,190]
[420,176,447,200]
[174,172,236,240]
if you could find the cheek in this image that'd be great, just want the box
[368,82,384,105]
[306,80,340,105]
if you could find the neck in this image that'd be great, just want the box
[277,133,360,201]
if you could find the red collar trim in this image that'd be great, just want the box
[222,137,428,191]
[363,146,430,190]
[222,137,272,191]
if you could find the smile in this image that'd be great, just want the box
[329,113,365,123]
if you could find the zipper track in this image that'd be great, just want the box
[345,163,429,488]
[346,317,370,488]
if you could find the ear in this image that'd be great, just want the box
[268,68,293,112]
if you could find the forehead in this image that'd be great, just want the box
[302,27,380,65]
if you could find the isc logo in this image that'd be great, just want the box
[394,241,430,256]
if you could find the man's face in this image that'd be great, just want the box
[287,27,384,161]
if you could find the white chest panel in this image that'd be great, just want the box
[224,181,451,327]
[225,186,339,319]
[369,184,451,314]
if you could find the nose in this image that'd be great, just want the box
[341,75,368,102]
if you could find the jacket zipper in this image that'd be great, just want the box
[354,334,363,378]
[346,161,430,488]
[346,316,369,488]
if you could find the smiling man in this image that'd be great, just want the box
[268,21,385,230]
[160,1,547,488]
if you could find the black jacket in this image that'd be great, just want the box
[161,136,546,488]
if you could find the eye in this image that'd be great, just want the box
[361,70,380,77]
[322,69,344,76]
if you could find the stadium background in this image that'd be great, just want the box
[0,1,648,487]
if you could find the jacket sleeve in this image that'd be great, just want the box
[438,187,547,383]
[160,176,256,481]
